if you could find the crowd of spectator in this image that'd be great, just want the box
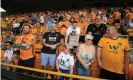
[1,6,133,80]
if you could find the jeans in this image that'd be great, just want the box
[76,60,91,77]
[58,69,70,80]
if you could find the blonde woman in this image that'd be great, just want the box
[76,34,95,76]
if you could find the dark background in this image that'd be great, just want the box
[1,0,133,13]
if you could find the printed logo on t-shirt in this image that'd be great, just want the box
[70,31,76,36]
[59,56,70,68]
[49,37,57,41]
[108,42,122,54]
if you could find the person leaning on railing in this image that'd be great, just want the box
[56,46,74,80]
[14,24,36,75]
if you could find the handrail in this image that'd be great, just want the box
[1,63,106,80]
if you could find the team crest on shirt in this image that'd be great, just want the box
[109,44,121,54]
[49,37,57,41]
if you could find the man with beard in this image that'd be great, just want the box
[15,24,36,75]
[86,15,107,46]
[86,15,107,78]
[41,23,64,79]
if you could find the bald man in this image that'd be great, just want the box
[97,26,131,80]
[86,15,107,46]
[41,23,64,79]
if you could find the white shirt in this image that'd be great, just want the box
[67,26,80,44]
[67,26,80,35]
[67,15,71,20]
[79,11,82,16]
[6,17,9,21]
[4,48,14,61]
[57,52,74,70]
[12,23,20,28]
[129,21,133,27]
[40,16,44,23]
[102,16,107,22]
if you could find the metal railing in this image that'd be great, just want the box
[1,63,106,80]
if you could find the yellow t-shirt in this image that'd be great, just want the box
[16,34,35,60]
[98,36,131,74]
[1,21,7,28]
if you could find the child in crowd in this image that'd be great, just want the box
[1,42,16,70]
[56,46,74,80]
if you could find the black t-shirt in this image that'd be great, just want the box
[86,23,107,45]
[41,32,64,54]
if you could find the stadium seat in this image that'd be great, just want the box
[39,27,46,33]
[15,36,20,41]
[127,28,133,33]
[34,43,43,53]
[1,50,5,59]
[34,54,41,69]
[128,32,133,36]
[91,60,100,78]
[56,44,66,55]
[32,28,38,34]
[1,35,6,42]
[59,27,67,35]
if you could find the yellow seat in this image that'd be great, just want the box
[1,35,6,42]
[59,27,67,35]
[15,36,20,41]
[34,43,43,53]
[32,28,38,34]
[34,54,41,69]
[39,27,46,33]
[128,32,133,36]
[1,50,5,59]
[127,28,133,33]
[35,43,43,50]
[56,45,66,55]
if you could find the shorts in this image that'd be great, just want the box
[41,53,56,67]
[100,68,125,80]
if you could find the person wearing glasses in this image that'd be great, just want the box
[56,47,74,80]
[76,34,95,76]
